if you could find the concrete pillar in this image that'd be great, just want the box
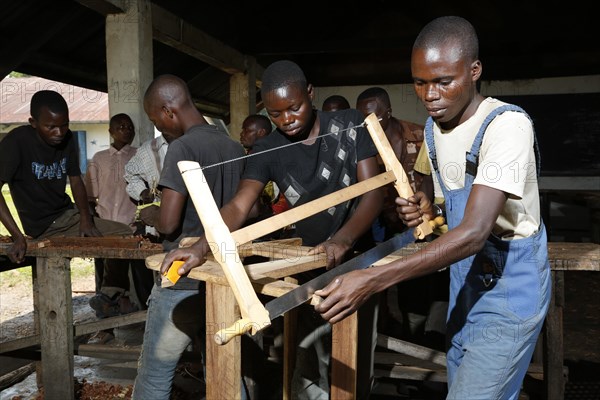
[229,57,257,142]
[105,0,154,147]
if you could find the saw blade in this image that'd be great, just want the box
[264,228,416,319]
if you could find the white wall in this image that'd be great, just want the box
[315,74,600,125]
[69,122,110,159]
[314,84,428,124]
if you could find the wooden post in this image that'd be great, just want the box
[206,282,242,399]
[283,276,298,400]
[331,312,358,399]
[230,63,256,142]
[37,256,74,399]
[31,259,43,389]
[543,271,565,400]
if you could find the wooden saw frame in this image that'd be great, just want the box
[173,113,433,340]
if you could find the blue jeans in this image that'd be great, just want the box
[132,284,205,400]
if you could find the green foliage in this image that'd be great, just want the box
[0,266,32,287]
[8,71,31,78]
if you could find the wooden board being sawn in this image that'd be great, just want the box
[172,113,432,335]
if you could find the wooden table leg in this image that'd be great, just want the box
[283,276,298,400]
[543,270,565,400]
[32,258,42,389]
[37,256,75,399]
[206,282,242,400]
[331,312,358,399]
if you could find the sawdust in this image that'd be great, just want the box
[0,259,134,400]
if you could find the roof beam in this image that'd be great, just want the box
[193,99,229,119]
[74,0,125,15]
[150,3,263,82]
[76,1,263,85]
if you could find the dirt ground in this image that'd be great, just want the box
[0,259,206,400]
[1,262,599,399]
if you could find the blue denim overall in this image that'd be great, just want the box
[424,105,551,399]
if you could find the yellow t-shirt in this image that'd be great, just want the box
[414,144,431,176]
[425,98,540,239]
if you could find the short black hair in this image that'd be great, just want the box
[30,90,68,120]
[322,95,350,111]
[245,114,272,133]
[144,74,193,109]
[109,113,133,128]
[261,60,307,95]
[413,16,479,62]
[356,87,391,108]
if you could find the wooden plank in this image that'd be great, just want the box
[0,311,148,354]
[374,352,446,371]
[331,312,358,399]
[377,334,447,367]
[244,254,326,279]
[0,310,147,354]
[37,257,74,399]
[179,161,270,333]
[0,242,163,260]
[205,282,242,399]
[145,254,301,298]
[246,242,311,259]
[375,365,448,382]
[232,170,396,245]
[538,176,600,191]
[37,236,144,249]
[0,362,36,391]
[370,242,600,271]
[74,311,148,336]
[178,235,302,249]
[75,344,141,361]
[179,241,320,280]
[0,336,41,354]
[547,242,599,271]
[364,113,432,239]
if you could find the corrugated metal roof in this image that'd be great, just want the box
[0,76,108,124]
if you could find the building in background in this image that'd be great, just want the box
[1,75,230,174]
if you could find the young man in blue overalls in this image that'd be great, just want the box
[314,16,550,399]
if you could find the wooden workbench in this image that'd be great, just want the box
[1,239,598,399]
[145,238,337,400]
[146,240,598,399]
[0,236,163,400]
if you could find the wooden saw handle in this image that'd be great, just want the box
[214,318,254,345]
[214,292,324,345]
[364,113,433,239]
